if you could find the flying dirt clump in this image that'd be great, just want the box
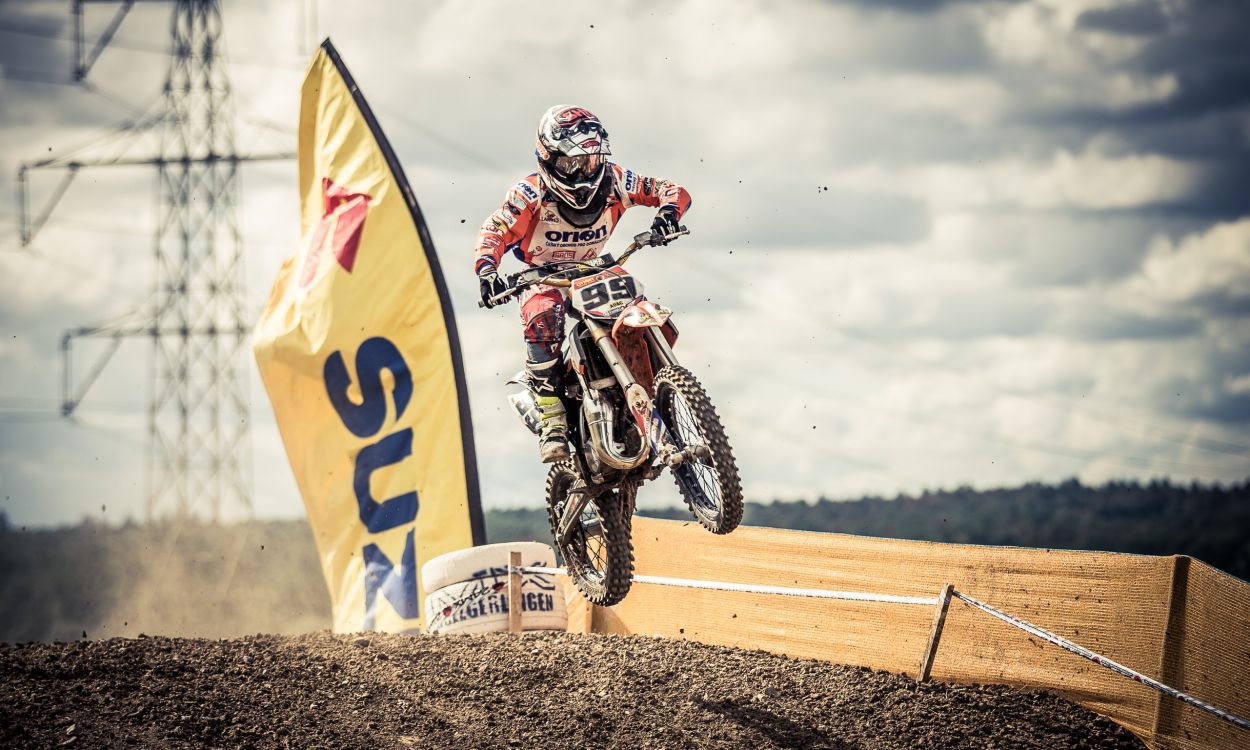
[0,631,1145,749]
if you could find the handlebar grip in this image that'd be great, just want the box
[634,228,690,249]
[480,287,520,308]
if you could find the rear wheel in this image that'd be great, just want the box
[654,365,743,534]
[545,460,634,606]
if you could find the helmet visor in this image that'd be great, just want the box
[553,153,604,180]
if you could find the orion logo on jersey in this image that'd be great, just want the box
[545,225,608,245]
[517,181,539,202]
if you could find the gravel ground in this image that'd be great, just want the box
[0,631,1145,749]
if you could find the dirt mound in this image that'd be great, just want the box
[0,631,1144,749]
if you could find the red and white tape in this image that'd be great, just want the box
[513,564,1250,733]
[514,565,938,606]
[951,591,1250,733]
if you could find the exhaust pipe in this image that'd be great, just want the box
[579,319,650,471]
[583,387,649,471]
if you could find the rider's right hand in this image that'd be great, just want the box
[478,268,509,308]
[650,208,682,246]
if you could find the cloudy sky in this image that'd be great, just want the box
[1,0,1248,527]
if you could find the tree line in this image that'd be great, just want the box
[1,477,1246,642]
[488,478,1250,581]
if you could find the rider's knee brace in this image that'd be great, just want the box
[523,303,564,354]
[526,357,564,397]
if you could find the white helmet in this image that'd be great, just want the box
[535,104,612,211]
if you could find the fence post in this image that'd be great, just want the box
[1152,555,1191,740]
[918,583,954,682]
[508,550,522,634]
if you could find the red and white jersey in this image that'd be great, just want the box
[473,163,692,275]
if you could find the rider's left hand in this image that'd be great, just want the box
[650,208,682,245]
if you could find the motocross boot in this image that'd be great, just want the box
[535,395,569,463]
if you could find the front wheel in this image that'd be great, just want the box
[545,460,634,606]
[654,365,744,534]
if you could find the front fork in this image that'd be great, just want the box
[583,319,697,469]
[556,322,695,546]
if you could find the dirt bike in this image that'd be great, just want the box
[480,228,743,607]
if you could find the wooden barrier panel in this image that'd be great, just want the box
[579,518,1250,750]
[1162,559,1250,749]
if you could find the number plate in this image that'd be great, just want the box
[570,266,644,318]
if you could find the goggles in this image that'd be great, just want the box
[553,153,604,179]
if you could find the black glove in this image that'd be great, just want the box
[650,208,682,245]
[478,268,508,308]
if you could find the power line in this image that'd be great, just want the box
[0,403,143,415]
[0,410,64,423]
[0,67,79,86]
[696,302,1250,476]
[0,67,159,120]
[0,213,290,248]
[831,322,1250,457]
[635,152,1250,462]
[374,102,512,175]
[0,18,304,69]
[666,251,1250,461]
[78,78,159,117]
[757,419,932,488]
[733,357,1244,478]
[653,257,1244,484]
[0,18,166,55]
[0,243,147,301]
[0,404,148,450]
[18,94,167,171]
[10,0,286,522]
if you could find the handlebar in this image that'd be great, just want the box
[478,227,688,308]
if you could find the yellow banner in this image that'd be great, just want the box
[252,39,483,633]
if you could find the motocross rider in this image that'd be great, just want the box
[475,104,692,463]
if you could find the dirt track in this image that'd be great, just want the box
[0,631,1144,749]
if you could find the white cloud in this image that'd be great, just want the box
[2,0,1247,528]
[1227,374,1250,395]
[1125,219,1250,308]
[981,0,1178,109]
[836,145,1200,212]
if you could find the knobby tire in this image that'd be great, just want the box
[654,365,744,534]
[545,460,635,607]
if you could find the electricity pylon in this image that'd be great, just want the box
[17,0,293,520]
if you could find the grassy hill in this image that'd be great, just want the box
[1,478,1246,642]
[499,478,1250,581]
[0,518,330,643]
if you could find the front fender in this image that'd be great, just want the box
[611,299,672,340]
